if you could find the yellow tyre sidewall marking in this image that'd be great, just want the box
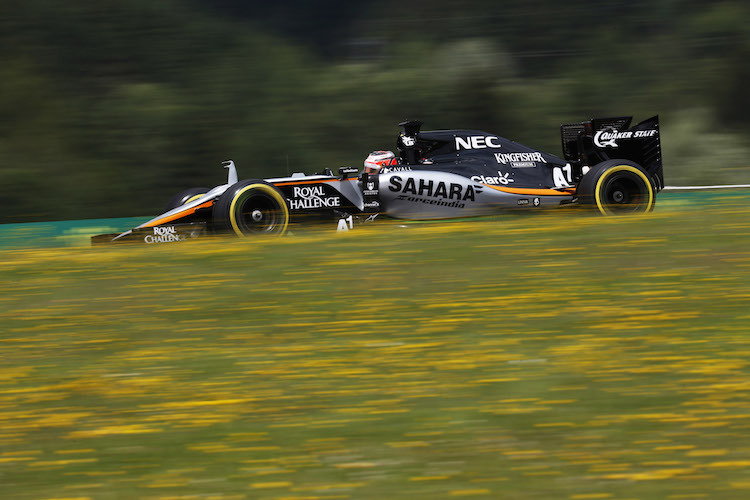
[594,165,654,215]
[229,184,289,236]
[184,193,206,205]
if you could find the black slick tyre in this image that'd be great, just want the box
[577,160,655,215]
[166,187,210,211]
[212,180,289,236]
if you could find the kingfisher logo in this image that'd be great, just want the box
[494,152,547,165]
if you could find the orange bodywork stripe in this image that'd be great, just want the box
[141,200,214,228]
[483,184,576,196]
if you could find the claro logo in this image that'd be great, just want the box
[455,136,502,150]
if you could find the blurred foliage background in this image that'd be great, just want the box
[2,0,750,222]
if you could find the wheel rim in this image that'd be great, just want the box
[601,172,648,213]
[234,192,285,234]
[595,166,654,215]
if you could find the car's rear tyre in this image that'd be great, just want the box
[577,160,655,215]
[212,180,289,236]
[166,187,210,211]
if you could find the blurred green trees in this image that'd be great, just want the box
[1,0,749,222]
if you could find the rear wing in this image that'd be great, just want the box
[561,115,663,191]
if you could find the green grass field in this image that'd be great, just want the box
[2,192,750,499]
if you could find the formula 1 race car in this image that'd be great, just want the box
[92,116,663,245]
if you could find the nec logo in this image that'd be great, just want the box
[455,136,502,150]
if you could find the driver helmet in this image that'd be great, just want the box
[364,150,398,174]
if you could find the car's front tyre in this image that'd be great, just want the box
[212,180,289,236]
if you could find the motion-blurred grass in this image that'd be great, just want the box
[2,193,750,499]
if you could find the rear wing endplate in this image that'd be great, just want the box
[561,115,663,190]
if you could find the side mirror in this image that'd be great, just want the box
[222,160,238,185]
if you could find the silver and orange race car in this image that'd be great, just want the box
[92,116,663,245]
